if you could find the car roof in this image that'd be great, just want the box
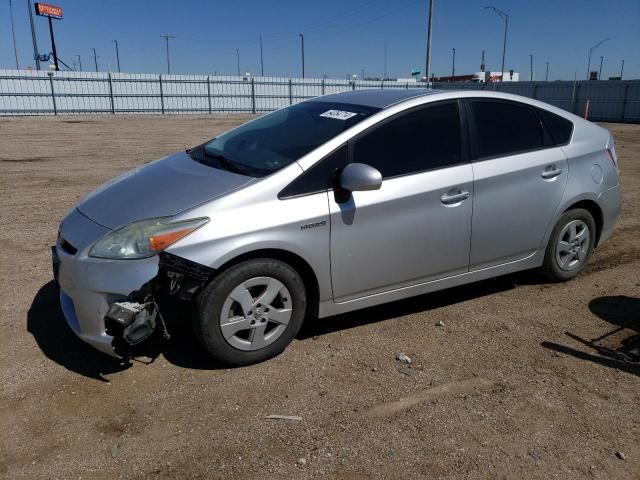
[309,88,444,109]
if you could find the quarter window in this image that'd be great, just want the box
[536,107,573,145]
[352,102,462,178]
[470,100,545,159]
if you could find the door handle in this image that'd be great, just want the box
[541,167,563,179]
[441,190,471,205]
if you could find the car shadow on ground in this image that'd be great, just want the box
[29,272,545,379]
[541,296,640,377]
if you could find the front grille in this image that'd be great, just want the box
[60,237,78,255]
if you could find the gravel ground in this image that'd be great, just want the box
[0,115,638,480]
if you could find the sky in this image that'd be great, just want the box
[1,0,638,80]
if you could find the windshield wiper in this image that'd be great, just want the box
[190,146,247,175]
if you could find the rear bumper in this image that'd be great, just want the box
[597,183,622,246]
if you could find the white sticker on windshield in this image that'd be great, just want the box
[320,109,358,120]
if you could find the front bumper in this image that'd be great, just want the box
[54,209,159,357]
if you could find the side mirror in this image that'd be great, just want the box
[339,163,382,192]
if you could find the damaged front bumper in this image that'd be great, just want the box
[54,209,212,358]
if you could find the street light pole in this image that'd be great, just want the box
[9,0,19,68]
[598,56,604,80]
[424,0,434,83]
[298,33,305,78]
[529,54,533,81]
[236,48,240,76]
[160,35,174,74]
[485,6,508,81]
[91,47,98,72]
[545,62,549,81]
[586,38,610,80]
[620,59,625,79]
[259,34,264,76]
[451,48,456,77]
[112,40,120,73]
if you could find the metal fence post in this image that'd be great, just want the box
[532,83,538,100]
[108,73,115,114]
[250,77,256,114]
[206,76,212,114]
[48,72,57,116]
[572,83,581,115]
[321,78,325,95]
[406,82,409,90]
[380,80,384,89]
[288,79,293,105]
[351,80,355,91]
[159,74,165,114]
[621,82,630,122]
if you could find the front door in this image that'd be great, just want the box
[329,101,474,302]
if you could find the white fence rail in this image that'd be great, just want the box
[1,69,638,122]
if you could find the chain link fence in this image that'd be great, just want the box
[1,69,638,122]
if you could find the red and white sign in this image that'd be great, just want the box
[34,3,63,19]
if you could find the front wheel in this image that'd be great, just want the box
[194,259,307,366]
[541,208,596,282]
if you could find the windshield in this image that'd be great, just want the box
[190,101,380,177]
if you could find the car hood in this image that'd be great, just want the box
[77,150,253,229]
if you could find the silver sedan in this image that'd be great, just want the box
[53,89,622,365]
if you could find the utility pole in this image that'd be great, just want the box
[424,0,434,83]
[545,62,549,81]
[383,40,387,79]
[620,59,625,79]
[529,53,533,81]
[259,34,264,76]
[91,47,98,72]
[160,35,174,74]
[9,0,19,68]
[586,38,610,80]
[76,54,82,71]
[113,40,121,73]
[484,6,508,81]
[361,68,365,81]
[481,50,485,71]
[298,33,305,78]
[598,55,604,80]
[27,0,40,70]
[236,48,240,76]
[451,48,456,77]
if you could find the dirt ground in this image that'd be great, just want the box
[0,115,638,480]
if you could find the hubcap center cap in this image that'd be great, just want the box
[253,307,264,320]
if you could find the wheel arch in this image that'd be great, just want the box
[215,248,321,318]
[562,199,604,246]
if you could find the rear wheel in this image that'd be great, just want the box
[541,208,596,282]
[194,259,306,366]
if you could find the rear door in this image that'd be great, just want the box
[329,100,474,302]
[466,99,569,269]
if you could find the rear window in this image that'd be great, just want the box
[536,108,573,145]
[469,100,545,159]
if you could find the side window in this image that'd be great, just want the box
[278,144,347,199]
[536,107,573,145]
[352,102,461,178]
[469,100,545,159]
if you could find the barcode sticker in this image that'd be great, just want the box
[320,110,358,120]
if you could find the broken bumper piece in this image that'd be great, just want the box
[55,228,212,357]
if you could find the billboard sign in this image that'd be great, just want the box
[34,3,63,19]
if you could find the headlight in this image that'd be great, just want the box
[89,217,209,259]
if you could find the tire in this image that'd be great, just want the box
[541,208,596,282]
[194,259,307,366]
